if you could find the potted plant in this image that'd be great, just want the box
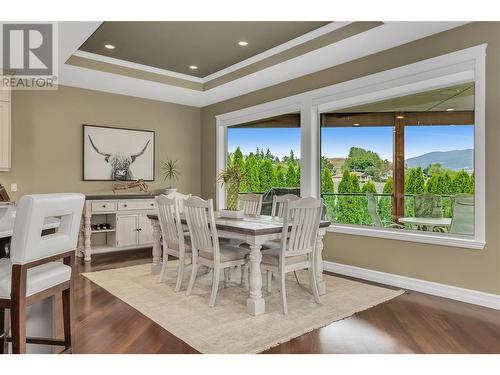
[161,159,181,195]
[217,164,246,218]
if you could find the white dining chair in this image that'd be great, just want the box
[260,197,322,315]
[0,193,85,353]
[271,194,300,218]
[184,196,249,307]
[238,193,263,215]
[165,191,191,213]
[156,195,191,292]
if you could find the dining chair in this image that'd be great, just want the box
[260,197,322,315]
[184,196,249,307]
[271,194,299,218]
[450,194,474,236]
[414,193,443,218]
[165,191,191,213]
[238,193,263,215]
[0,193,85,354]
[366,193,404,229]
[156,195,191,292]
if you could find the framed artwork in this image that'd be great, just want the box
[83,125,155,181]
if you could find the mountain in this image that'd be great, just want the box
[405,149,473,171]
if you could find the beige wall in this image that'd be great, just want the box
[1,85,201,200]
[200,22,500,295]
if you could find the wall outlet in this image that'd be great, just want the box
[10,183,17,192]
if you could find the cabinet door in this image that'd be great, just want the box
[0,101,11,171]
[138,214,153,244]
[116,214,139,248]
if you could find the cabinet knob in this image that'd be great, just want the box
[124,204,127,207]
[102,205,106,208]
[150,203,154,206]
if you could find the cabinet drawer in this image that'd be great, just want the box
[91,201,117,212]
[118,200,156,211]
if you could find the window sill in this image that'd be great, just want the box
[326,224,485,250]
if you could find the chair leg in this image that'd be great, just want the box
[158,251,169,283]
[293,271,300,285]
[266,270,272,293]
[279,270,288,315]
[175,254,185,292]
[209,266,220,307]
[223,268,230,287]
[62,288,73,351]
[11,265,27,354]
[0,308,5,354]
[186,257,198,296]
[309,261,321,305]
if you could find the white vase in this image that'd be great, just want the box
[164,187,177,195]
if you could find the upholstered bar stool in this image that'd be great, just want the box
[0,193,85,354]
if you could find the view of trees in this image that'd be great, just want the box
[228,145,474,227]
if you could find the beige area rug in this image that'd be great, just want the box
[82,262,403,353]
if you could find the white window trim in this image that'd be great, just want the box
[215,44,487,249]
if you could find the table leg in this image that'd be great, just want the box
[247,244,265,316]
[315,230,326,296]
[151,220,162,275]
[83,212,92,262]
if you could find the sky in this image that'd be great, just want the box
[228,125,474,160]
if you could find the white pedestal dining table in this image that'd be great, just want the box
[147,213,330,316]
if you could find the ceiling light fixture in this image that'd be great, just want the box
[396,115,405,119]
[446,108,455,111]
[238,41,249,46]
[189,65,198,70]
[104,44,115,50]
[353,123,360,127]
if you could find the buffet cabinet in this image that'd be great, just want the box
[79,195,157,262]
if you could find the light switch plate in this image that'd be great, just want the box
[11,183,17,192]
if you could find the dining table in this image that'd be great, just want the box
[398,216,452,231]
[147,213,331,316]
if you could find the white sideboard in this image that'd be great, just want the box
[0,85,11,171]
[79,195,157,261]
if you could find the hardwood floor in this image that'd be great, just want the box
[71,249,500,354]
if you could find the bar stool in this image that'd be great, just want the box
[0,193,85,354]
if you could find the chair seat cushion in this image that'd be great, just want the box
[0,259,71,299]
[199,245,249,263]
[261,248,308,267]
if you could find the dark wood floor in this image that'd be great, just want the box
[71,249,500,354]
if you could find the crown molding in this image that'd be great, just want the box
[57,21,469,107]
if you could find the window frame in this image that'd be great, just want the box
[215,44,486,249]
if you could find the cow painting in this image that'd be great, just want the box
[88,135,151,181]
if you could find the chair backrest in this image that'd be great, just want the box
[450,194,474,236]
[366,193,383,227]
[155,195,186,252]
[271,194,300,218]
[281,197,323,258]
[238,193,263,215]
[164,191,191,213]
[10,193,85,265]
[184,196,220,261]
[414,193,443,218]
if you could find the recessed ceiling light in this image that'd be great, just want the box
[104,44,115,50]
[353,123,360,127]
[446,108,455,111]
[396,115,405,119]
[189,65,198,70]
[238,41,249,46]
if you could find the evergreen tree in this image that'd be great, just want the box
[350,173,361,193]
[383,177,393,194]
[426,174,440,194]
[245,153,260,192]
[405,167,425,194]
[264,148,273,160]
[285,163,298,187]
[452,170,471,194]
[258,159,275,192]
[338,170,352,193]
[469,173,475,194]
[379,177,393,223]
[321,166,334,193]
[275,164,286,187]
[361,180,377,193]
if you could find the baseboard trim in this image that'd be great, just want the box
[323,261,500,310]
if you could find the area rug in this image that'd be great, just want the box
[82,262,403,353]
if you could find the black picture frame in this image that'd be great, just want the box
[82,124,156,181]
